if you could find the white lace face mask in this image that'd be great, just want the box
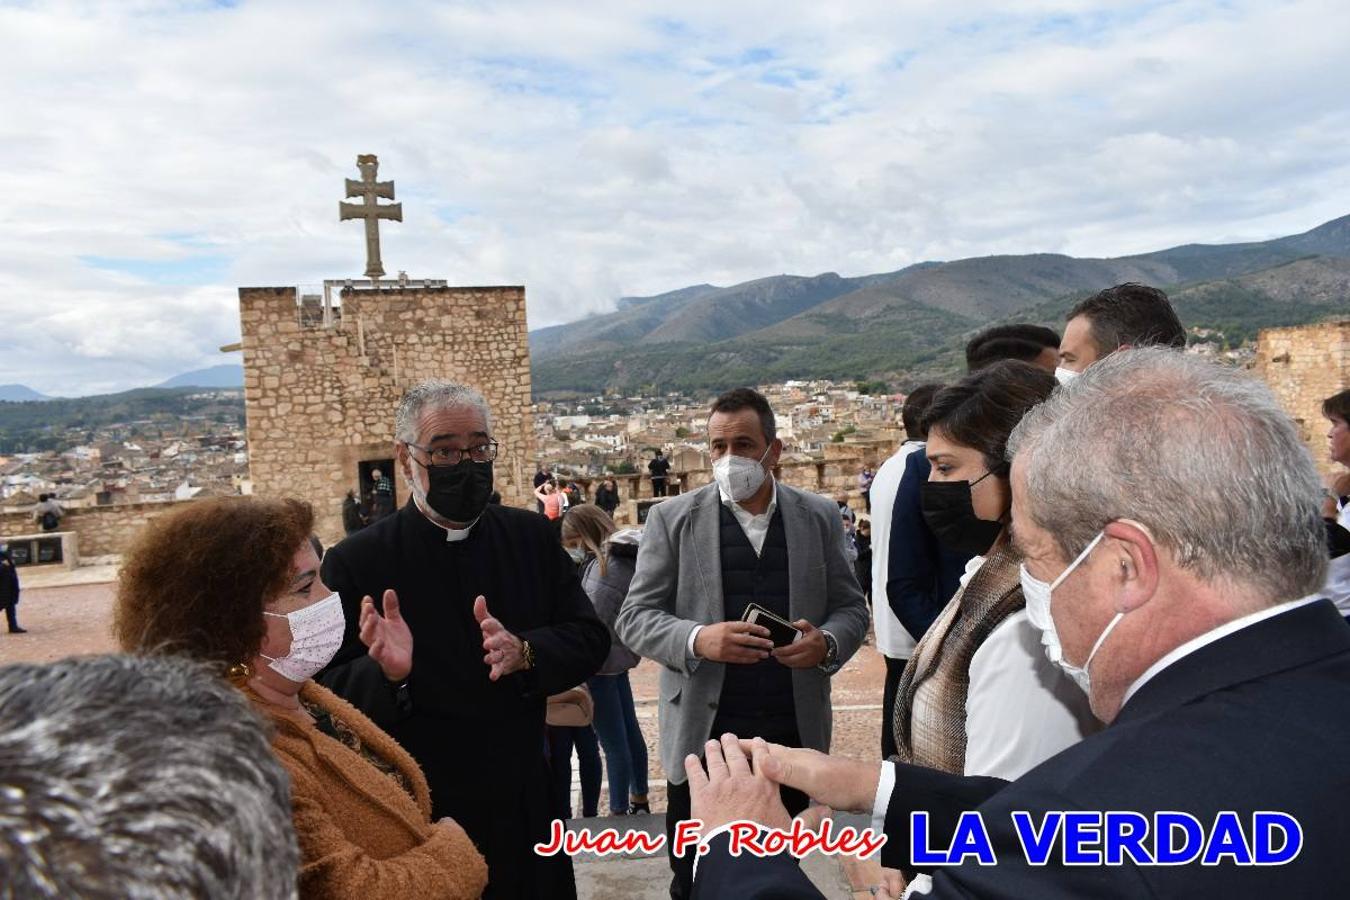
[1055,366,1080,385]
[1019,531,1125,696]
[260,592,346,683]
[712,446,771,502]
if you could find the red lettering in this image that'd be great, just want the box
[632,830,667,854]
[534,819,566,856]
[854,829,888,858]
[729,822,767,856]
[762,828,787,855]
[673,819,703,858]
[534,821,671,858]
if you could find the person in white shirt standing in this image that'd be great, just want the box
[870,383,943,758]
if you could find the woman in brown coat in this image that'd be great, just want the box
[114,496,487,899]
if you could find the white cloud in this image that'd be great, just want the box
[1,0,1348,394]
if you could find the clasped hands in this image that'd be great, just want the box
[687,735,897,893]
[693,619,828,668]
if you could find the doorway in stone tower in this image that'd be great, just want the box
[359,458,397,522]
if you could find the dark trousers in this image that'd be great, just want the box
[547,725,602,819]
[665,723,809,900]
[881,655,908,759]
[3,599,18,632]
[652,477,668,497]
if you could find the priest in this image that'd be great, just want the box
[318,380,610,900]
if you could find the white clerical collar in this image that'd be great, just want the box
[718,478,778,519]
[1121,595,1323,706]
[443,521,477,542]
[414,496,480,542]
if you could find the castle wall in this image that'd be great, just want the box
[239,285,534,546]
[1254,320,1350,478]
[0,499,187,560]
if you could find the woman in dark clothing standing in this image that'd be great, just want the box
[562,505,650,816]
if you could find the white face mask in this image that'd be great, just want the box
[712,445,772,502]
[1054,366,1080,385]
[1019,531,1124,695]
[260,592,346,683]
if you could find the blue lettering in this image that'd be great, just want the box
[1103,812,1152,864]
[1011,811,1061,865]
[910,812,994,865]
[1202,812,1253,864]
[1155,812,1204,865]
[910,812,950,866]
[1252,812,1302,865]
[950,812,996,864]
[1062,812,1103,864]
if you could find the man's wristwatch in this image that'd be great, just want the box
[817,630,842,674]
[521,639,535,671]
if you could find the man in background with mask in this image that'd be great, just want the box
[617,387,869,900]
[684,350,1350,899]
[1056,282,1186,382]
[318,379,609,900]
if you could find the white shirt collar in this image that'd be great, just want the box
[1121,596,1323,707]
[718,477,778,519]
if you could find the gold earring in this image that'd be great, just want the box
[226,662,253,685]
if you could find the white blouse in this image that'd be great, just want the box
[909,555,1100,781]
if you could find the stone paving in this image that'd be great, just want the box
[3,571,891,898]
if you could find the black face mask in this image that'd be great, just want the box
[920,473,1004,556]
[415,458,494,525]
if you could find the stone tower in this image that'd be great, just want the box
[238,283,534,545]
[1253,319,1350,477]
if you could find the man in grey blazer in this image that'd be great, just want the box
[616,387,870,899]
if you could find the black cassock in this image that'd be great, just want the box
[318,501,610,900]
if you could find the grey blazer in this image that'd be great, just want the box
[615,481,870,783]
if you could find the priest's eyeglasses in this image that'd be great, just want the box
[406,440,499,466]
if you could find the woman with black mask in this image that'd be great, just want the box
[893,360,1099,784]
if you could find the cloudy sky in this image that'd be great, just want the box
[3,0,1348,396]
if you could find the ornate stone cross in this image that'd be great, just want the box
[339,154,403,279]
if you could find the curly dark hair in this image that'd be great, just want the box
[923,360,1057,476]
[114,496,314,668]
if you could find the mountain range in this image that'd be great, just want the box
[0,365,244,403]
[530,214,1350,395]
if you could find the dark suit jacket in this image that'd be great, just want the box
[694,599,1350,899]
[885,451,972,642]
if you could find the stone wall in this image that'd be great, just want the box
[239,285,534,546]
[0,500,189,560]
[1253,320,1350,477]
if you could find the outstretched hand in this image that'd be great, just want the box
[474,595,527,680]
[360,589,412,682]
[737,739,881,814]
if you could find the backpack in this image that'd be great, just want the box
[40,510,59,530]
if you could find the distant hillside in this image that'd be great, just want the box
[0,387,244,454]
[0,384,50,402]
[531,214,1350,395]
[157,364,244,389]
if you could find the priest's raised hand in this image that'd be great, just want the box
[359,588,412,682]
[475,595,530,681]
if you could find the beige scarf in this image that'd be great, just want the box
[891,534,1025,774]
